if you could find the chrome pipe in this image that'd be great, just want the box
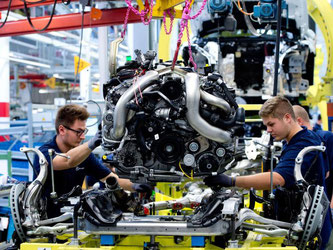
[200,89,231,116]
[111,71,159,140]
[185,73,232,144]
[236,208,292,229]
[38,212,73,226]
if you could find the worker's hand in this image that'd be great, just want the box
[204,173,235,187]
[88,124,102,150]
[132,183,153,199]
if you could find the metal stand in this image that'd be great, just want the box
[48,149,71,199]
[144,235,159,250]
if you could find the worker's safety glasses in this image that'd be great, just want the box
[63,125,88,137]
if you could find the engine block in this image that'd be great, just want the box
[102,50,245,182]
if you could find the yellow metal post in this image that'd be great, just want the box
[304,0,333,129]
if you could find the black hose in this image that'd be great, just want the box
[273,0,282,96]
[24,152,39,177]
[0,0,12,29]
[23,0,57,31]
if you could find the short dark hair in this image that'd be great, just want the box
[259,96,295,120]
[55,104,90,134]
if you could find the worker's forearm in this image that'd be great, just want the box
[117,178,135,192]
[53,142,92,170]
[235,172,285,190]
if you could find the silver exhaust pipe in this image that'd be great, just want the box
[185,73,232,144]
[111,70,159,140]
[200,89,231,116]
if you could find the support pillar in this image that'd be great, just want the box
[79,28,92,101]
[98,26,108,99]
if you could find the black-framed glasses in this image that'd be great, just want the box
[63,125,88,137]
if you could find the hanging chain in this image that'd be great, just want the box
[171,0,208,70]
[121,0,208,71]
[121,7,131,38]
[122,0,154,38]
[163,8,175,35]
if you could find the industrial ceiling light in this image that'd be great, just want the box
[49,32,67,38]
[9,57,51,68]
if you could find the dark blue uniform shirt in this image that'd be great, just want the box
[274,127,327,188]
[33,136,110,217]
[316,130,333,172]
[316,130,333,198]
[313,123,323,132]
[273,127,331,249]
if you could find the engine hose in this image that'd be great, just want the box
[201,109,237,128]
[202,214,222,227]
[207,74,238,109]
[115,164,132,175]
[135,118,150,153]
[202,107,244,128]
[201,199,222,219]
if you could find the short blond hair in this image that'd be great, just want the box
[259,96,295,120]
[293,105,310,123]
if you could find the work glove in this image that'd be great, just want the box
[204,173,236,187]
[132,183,153,199]
[88,124,102,150]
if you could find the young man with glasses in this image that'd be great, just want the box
[33,104,151,218]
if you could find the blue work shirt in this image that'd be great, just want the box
[273,127,331,249]
[274,127,327,188]
[316,129,333,214]
[313,123,323,132]
[316,130,333,173]
[33,136,110,217]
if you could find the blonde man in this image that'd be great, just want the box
[204,96,331,249]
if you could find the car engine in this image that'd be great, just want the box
[101,50,245,183]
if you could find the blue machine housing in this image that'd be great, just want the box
[253,0,288,21]
[209,0,233,13]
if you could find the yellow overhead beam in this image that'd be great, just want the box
[137,0,194,19]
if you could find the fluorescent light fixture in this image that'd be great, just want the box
[8,12,24,21]
[39,89,61,94]
[49,32,67,38]
[53,73,64,79]
[119,44,129,50]
[9,57,51,68]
